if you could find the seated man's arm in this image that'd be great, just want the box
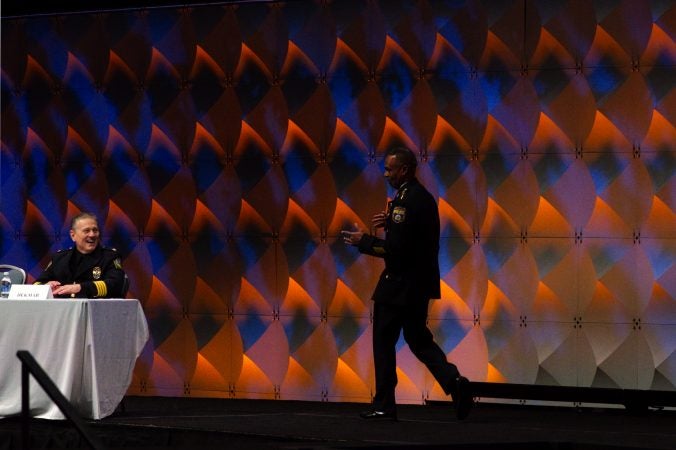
[34,251,67,289]
[79,249,126,298]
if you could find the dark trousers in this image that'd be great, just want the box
[372,298,459,412]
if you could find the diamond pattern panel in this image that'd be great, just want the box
[1,0,674,404]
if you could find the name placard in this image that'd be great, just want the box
[7,284,54,300]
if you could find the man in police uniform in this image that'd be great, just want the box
[35,212,126,298]
[342,146,472,421]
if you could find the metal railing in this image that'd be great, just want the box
[16,350,105,450]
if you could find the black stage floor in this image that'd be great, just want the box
[1,396,675,449]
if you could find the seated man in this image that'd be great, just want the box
[35,212,126,298]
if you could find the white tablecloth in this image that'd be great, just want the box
[0,299,148,420]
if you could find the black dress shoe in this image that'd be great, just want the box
[453,376,473,420]
[359,409,398,421]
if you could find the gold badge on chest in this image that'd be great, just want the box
[92,267,102,280]
[392,206,406,223]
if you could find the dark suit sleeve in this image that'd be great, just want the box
[80,250,126,298]
[357,234,388,258]
[34,252,68,285]
[34,263,55,285]
[357,225,413,260]
[356,192,421,260]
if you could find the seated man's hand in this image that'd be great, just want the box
[52,283,82,297]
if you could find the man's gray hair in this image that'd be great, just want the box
[71,212,98,230]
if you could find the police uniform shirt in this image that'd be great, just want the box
[357,178,441,305]
[35,245,125,298]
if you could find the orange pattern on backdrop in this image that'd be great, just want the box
[1,0,674,404]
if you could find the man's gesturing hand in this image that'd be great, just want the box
[341,223,364,246]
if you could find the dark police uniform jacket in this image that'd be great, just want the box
[357,178,441,305]
[35,246,126,298]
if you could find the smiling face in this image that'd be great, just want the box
[70,217,100,254]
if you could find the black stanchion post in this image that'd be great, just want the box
[16,350,105,450]
[21,360,29,450]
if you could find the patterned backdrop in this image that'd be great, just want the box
[1,0,675,405]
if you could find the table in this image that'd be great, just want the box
[0,299,148,420]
